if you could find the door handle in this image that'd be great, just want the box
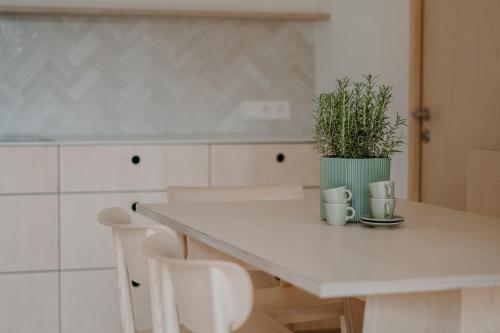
[412,108,430,121]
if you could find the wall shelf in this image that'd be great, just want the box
[0,6,330,21]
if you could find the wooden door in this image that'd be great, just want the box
[417,0,500,209]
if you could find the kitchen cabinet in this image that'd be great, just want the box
[60,145,209,192]
[60,191,167,269]
[0,146,58,194]
[0,272,58,333]
[211,144,320,187]
[0,139,317,333]
[0,195,58,272]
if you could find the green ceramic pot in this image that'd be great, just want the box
[320,157,391,222]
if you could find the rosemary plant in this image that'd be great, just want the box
[313,75,406,158]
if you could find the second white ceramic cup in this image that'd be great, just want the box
[369,181,395,199]
[370,198,396,219]
[324,203,356,226]
[323,186,353,204]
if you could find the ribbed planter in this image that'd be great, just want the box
[320,157,390,222]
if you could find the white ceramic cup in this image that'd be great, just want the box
[370,198,396,219]
[322,186,353,204]
[324,203,356,226]
[369,181,395,199]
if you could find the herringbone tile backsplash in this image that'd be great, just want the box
[0,15,314,138]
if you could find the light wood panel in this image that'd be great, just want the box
[0,272,59,333]
[461,288,500,333]
[60,191,167,269]
[60,270,122,333]
[363,290,461,333]
[342,298,364,333]
[0,195,58,272]
[467,149,500,218]
[419,0,500,209]
[362,287,500,333]
[138,199,500,298]
[409,0,423,201]
[60,145,209,192]
[0,146,58,193]
[0,6,330,21]
[211,144,320,187]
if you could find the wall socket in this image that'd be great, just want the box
[241,101,291,120]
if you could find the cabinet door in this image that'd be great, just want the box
[60,145,209,192]
[60,192,167,269]
[0,195,58,272]
[0,147,58,193]
[211,144,320,187]
[61,270,121,333]
[0,272,58,333]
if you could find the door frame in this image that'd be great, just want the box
[409,0,423,201]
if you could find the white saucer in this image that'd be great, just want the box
[360,215,404,228]
[360,215,404,223]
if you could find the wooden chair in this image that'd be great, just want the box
[166,184,342,331]
[98,207,184,333]
[143,232,292,333]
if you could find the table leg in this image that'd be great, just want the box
[362,287,500,333]
[363,290,461,333]
[342,297,365,333]
[461,287,500,333]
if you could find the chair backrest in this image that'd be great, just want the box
[167,184,304,203]
[98,207,184,333]
[143,233,253,333]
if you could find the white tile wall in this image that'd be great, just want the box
[0,272,59,333]
[60,192,167,269]
[0,195,58,272]
[0,16,314,138]
[61,269,122,333]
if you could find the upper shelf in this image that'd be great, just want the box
[0,0,330,21]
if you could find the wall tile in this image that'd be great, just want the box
[0,16,314,138]
[0,272,58,333]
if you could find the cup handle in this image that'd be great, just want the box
[384,202,390,217]
[385,183,392,198]
[346,207,356,221]
[345,189,353,202]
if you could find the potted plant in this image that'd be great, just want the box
[313,75,406,221]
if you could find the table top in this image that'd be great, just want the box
[138,199,500,298]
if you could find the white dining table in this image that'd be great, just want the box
[138,198,500,333]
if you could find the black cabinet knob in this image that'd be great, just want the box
[276,153,285,163]
[131,155,141,165]
[131,202,139,212]
[131,280,141,287]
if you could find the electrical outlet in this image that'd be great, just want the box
[241,101,291,120]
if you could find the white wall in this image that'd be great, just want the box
[314,0,411,198]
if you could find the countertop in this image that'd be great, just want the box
[0,134,314,146]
